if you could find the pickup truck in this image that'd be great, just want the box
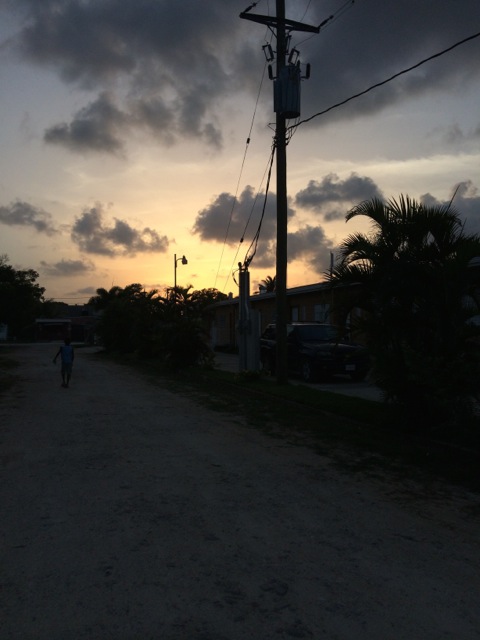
[260,322,370,383]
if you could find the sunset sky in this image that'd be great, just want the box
[1,0,479,303]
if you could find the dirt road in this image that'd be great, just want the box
[1,344,479,639]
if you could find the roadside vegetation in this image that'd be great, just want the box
[87,283,225,368]
[0,254,46,341]
[2,194,480,487]
[329,195,480,431]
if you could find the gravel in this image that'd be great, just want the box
[1,344,479,639]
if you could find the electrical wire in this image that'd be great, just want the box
[213,59,268,289]
[243,142,276,268]
[293,0,356,49]
[220,143,276,292]
[288,30,480,135]
[299,0,313,23]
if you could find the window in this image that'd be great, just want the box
[314,303,330,322]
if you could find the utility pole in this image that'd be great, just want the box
[240,2,319,384]
[275,0,288,384]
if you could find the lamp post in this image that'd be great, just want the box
[174,253,188,299]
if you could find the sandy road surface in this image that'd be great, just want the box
[1,344,479,640]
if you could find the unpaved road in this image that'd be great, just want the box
[1,344,479,640]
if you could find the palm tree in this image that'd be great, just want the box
[89,284,162,353]
[260,275,276,293]
[330,195,480,425]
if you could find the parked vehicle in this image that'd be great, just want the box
[260,322,370,383]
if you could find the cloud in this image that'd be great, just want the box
[242,224,334,277]
[5,1,479,154]
[193,185,333,275]
[71,203,170,256]
[44,92,127,154]
[192,185,293,246]
[40,258,96,277]
[298,2,480,125]
[426,122,480,147]
[295,173,384,221]
[0,200,58,235]
[420,180,480,235]
[14,0,234,153]
[77,286,98,296]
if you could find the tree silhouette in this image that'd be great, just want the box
[330,195,480,426]
[260,275,276,292]
[0,254,45,339]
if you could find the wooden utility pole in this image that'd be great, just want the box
[240,2,319,384]
[275,0,288,384]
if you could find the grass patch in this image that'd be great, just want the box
[91,350,480,492]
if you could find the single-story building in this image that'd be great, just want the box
[34,316,98,343]
[206,281,365,351]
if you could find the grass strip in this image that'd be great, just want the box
[97,351,480,492]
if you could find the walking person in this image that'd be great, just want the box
[53,338,74,388]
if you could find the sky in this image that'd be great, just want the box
[1,0,479,303]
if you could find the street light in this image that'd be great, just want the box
[174,253,188,297]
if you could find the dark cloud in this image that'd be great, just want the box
[193,184,333,275]
[40,258,95,277]
[192,186,293,245]
[44,92,127,154]
[297,1,480,125]
[291,226,335,276]
[12,0,236,153]
[245,225,335,276]
[77,286,98,295]
[421,180,480,235]
[295,173,383,221]
[5,1,479,154]
[71,203,170,256]
[0,200,58,235]
[437,122,480,146]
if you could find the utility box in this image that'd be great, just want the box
[274,64,301,119]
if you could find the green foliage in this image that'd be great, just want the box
[89,283,219,369]
[153,319,214,371]
[89,284,163,354]
[0,255,45,339]
[260,275,276,292]
[330,195,480,428]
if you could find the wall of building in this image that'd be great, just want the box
[207,282,366,350]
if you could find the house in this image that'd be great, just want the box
[34,305,99,343]
[205,281,365,351]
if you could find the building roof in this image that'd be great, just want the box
[207,280,358,309]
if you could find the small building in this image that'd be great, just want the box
[206,281,365,351]
[34,318,72,342]
[34,309,99,343]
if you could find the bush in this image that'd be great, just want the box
[153,320,214,371]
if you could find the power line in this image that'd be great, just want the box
[288,30,480,134]
[220,144,277,292]
[213,27,273,291]
[243,142,276,267]
[293,0,356,49]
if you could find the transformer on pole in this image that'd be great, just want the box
[240,2,319,383]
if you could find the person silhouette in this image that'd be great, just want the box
[53,338,75,388]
